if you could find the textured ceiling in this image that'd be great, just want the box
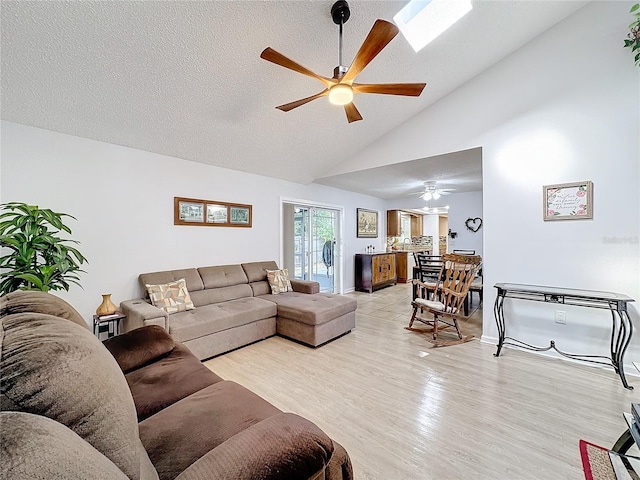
[1,1,586,190]
[316,147,482,199]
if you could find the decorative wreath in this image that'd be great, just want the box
[465,217,482,233]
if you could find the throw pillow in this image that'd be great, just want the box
[145,278,195,314]
[266,269,293,295]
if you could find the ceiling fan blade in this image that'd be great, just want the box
[260,48,333,88]
[344,102,363,123]
[276,90,328,112]
[341,19,399,85]
[353,82,426,97]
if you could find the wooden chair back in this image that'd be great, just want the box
[431,253,482,315]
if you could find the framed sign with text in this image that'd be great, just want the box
[543,181,593,221]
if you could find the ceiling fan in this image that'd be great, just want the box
[416,181,453,201]
[260,0,426,123]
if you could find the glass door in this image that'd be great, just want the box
[290,205,339,293]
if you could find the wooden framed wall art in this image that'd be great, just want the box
[543,181,593,221]
[357,208,378,238]
[174,197,252,227]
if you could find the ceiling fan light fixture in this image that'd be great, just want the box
[432,191,441,200]
[328,84,354,105]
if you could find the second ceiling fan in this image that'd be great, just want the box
[260,1,426,123]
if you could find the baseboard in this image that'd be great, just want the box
[480,335,498,345]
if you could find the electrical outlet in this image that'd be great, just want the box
[555,310,567,324]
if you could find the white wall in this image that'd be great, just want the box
[443,191,483,256]
[0,122,388,321]
[338,2,640,367]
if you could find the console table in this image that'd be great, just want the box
[493,283,635,389]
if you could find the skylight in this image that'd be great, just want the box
[393,0,473,52]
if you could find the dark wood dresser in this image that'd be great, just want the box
[355,253,397,293]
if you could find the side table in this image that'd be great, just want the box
[609,363,640,479]
[93,312,126,339]
[610,412,640,479]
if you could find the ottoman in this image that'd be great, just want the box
[259,292,357,347]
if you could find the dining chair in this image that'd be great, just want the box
[414,252,443,283]
[408,253,482,346]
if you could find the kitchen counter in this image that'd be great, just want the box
[389,246,432,252]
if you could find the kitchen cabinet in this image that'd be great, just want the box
[355,253,397,293]
[411,215,423,237]
[396,252,408,283]
[387,210,423,237]
[387,210,401,237]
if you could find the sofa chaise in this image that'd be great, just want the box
[121,261,357,360]
[0,290,353,480]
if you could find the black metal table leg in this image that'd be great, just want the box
[611,302,634,390]
[612,428,636,454]
[494,290,506,357]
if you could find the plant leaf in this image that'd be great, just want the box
[15,273,44,290]
[0,202,87,293]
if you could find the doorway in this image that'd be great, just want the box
[282,201,342,294]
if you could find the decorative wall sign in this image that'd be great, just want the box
[543,181,593,221]
[357,208,378,238]
[465,217,482,232]
[174,197,252,227]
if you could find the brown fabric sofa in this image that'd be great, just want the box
[121,261,357,360]
[0,290,353,480]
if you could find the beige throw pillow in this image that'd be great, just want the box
[145,278,195,314]
[266,269,293,295]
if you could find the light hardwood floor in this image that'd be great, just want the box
[205,284,637,480]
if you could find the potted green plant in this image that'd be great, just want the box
[0,202,87,294]
[624,3,640,67]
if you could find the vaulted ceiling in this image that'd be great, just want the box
[1,1,586,194]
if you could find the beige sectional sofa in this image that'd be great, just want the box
[121,260,356,360]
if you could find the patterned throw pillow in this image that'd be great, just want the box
[266,269,293,295]
[145,278,195,314]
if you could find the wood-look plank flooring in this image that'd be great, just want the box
[205,284,636,480]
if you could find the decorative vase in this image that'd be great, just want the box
[96,294,117,316]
